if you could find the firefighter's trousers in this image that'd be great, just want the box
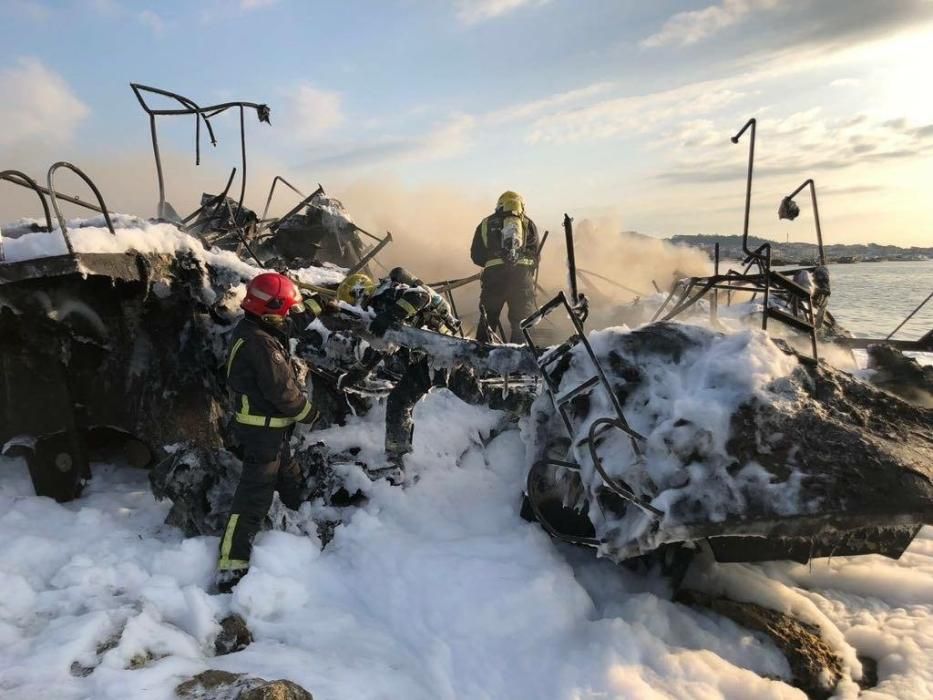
[477,264,536,343]
[217,424,302,572]
[385,355,483,459]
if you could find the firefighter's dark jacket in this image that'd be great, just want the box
[226,316,312,428]
[470,210,539,268]
[369,276,456,332]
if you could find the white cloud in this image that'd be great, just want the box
[240,0,277,10]
[525,78,749,144]
[7,0,50,21]
[456,0,546,25]
[641,0,780,48]
[418,114,476,160]
[138,9,164,35]
[284,83,345,143]
[656,108,933,185]
[830,77,862,88]
[0,58,89,148]
[305,113,476,169]
[487,82,617,124]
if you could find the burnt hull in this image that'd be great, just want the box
[0,251,231,500]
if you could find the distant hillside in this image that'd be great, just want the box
[669,234,933,265]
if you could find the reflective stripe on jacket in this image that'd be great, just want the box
[225,317,312,428]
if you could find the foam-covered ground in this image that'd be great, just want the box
[1,392,930,700]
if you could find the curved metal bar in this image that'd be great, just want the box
[0,169,53,232]
[784,178,825,266]
[131,83,217,151]
[130,83,269,221]
[731,118,757,260]
[131,83,216,212]
[525,461,601,547]
[586,417,662,518]
[47,163,116,255]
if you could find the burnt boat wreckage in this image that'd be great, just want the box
[1,91,932,573]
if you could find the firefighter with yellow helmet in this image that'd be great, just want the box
[334,267,465,480]
[470,191,539,343]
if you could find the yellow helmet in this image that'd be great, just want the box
[336,272,375,305]
[496,191,524,215]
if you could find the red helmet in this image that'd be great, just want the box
[241,272,303,318]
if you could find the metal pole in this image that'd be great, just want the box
[563,214,579,305]
[808,180,825,266]
[345,232,393,277]
[886,289,933,340]
[711,243,719,323]
[732,118,757,259]
[761,245,771,330]
[234,105,246,221]
[149,114,165,217]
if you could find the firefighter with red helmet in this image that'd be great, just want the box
[216,271,329,592]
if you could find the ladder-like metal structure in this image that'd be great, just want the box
[521,291,662,546]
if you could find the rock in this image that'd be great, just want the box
[241,681,313,700]
[677,590,842,699]
[176,670,250,698]
[856,655,878,690]
[867,343,933,408]
[214,614,252,656]
[176,670,312,700]
[128,650,164,669]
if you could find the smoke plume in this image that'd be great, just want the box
[337,181,712,332]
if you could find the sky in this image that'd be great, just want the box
[1,0,933,247]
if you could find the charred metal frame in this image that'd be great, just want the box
[260,176,306,224]
[47,162,116,248]
[130,83,270,223]
[0,170,52,262]
[649,119,822,361]
[780,179,825,266]
[0,163,114,261]
[1,165,112,223]
[256,180,393,275]
[520,291,663,547]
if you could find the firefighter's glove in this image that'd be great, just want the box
[369,314,393,337]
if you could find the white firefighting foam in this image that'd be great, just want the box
[1,214,931,699]
[0,391,931,699]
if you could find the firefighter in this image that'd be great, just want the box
[216,272,329,593]
[470,191,539,343]
[336,268,464,481]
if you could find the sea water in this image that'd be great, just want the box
[827,260,932,339]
